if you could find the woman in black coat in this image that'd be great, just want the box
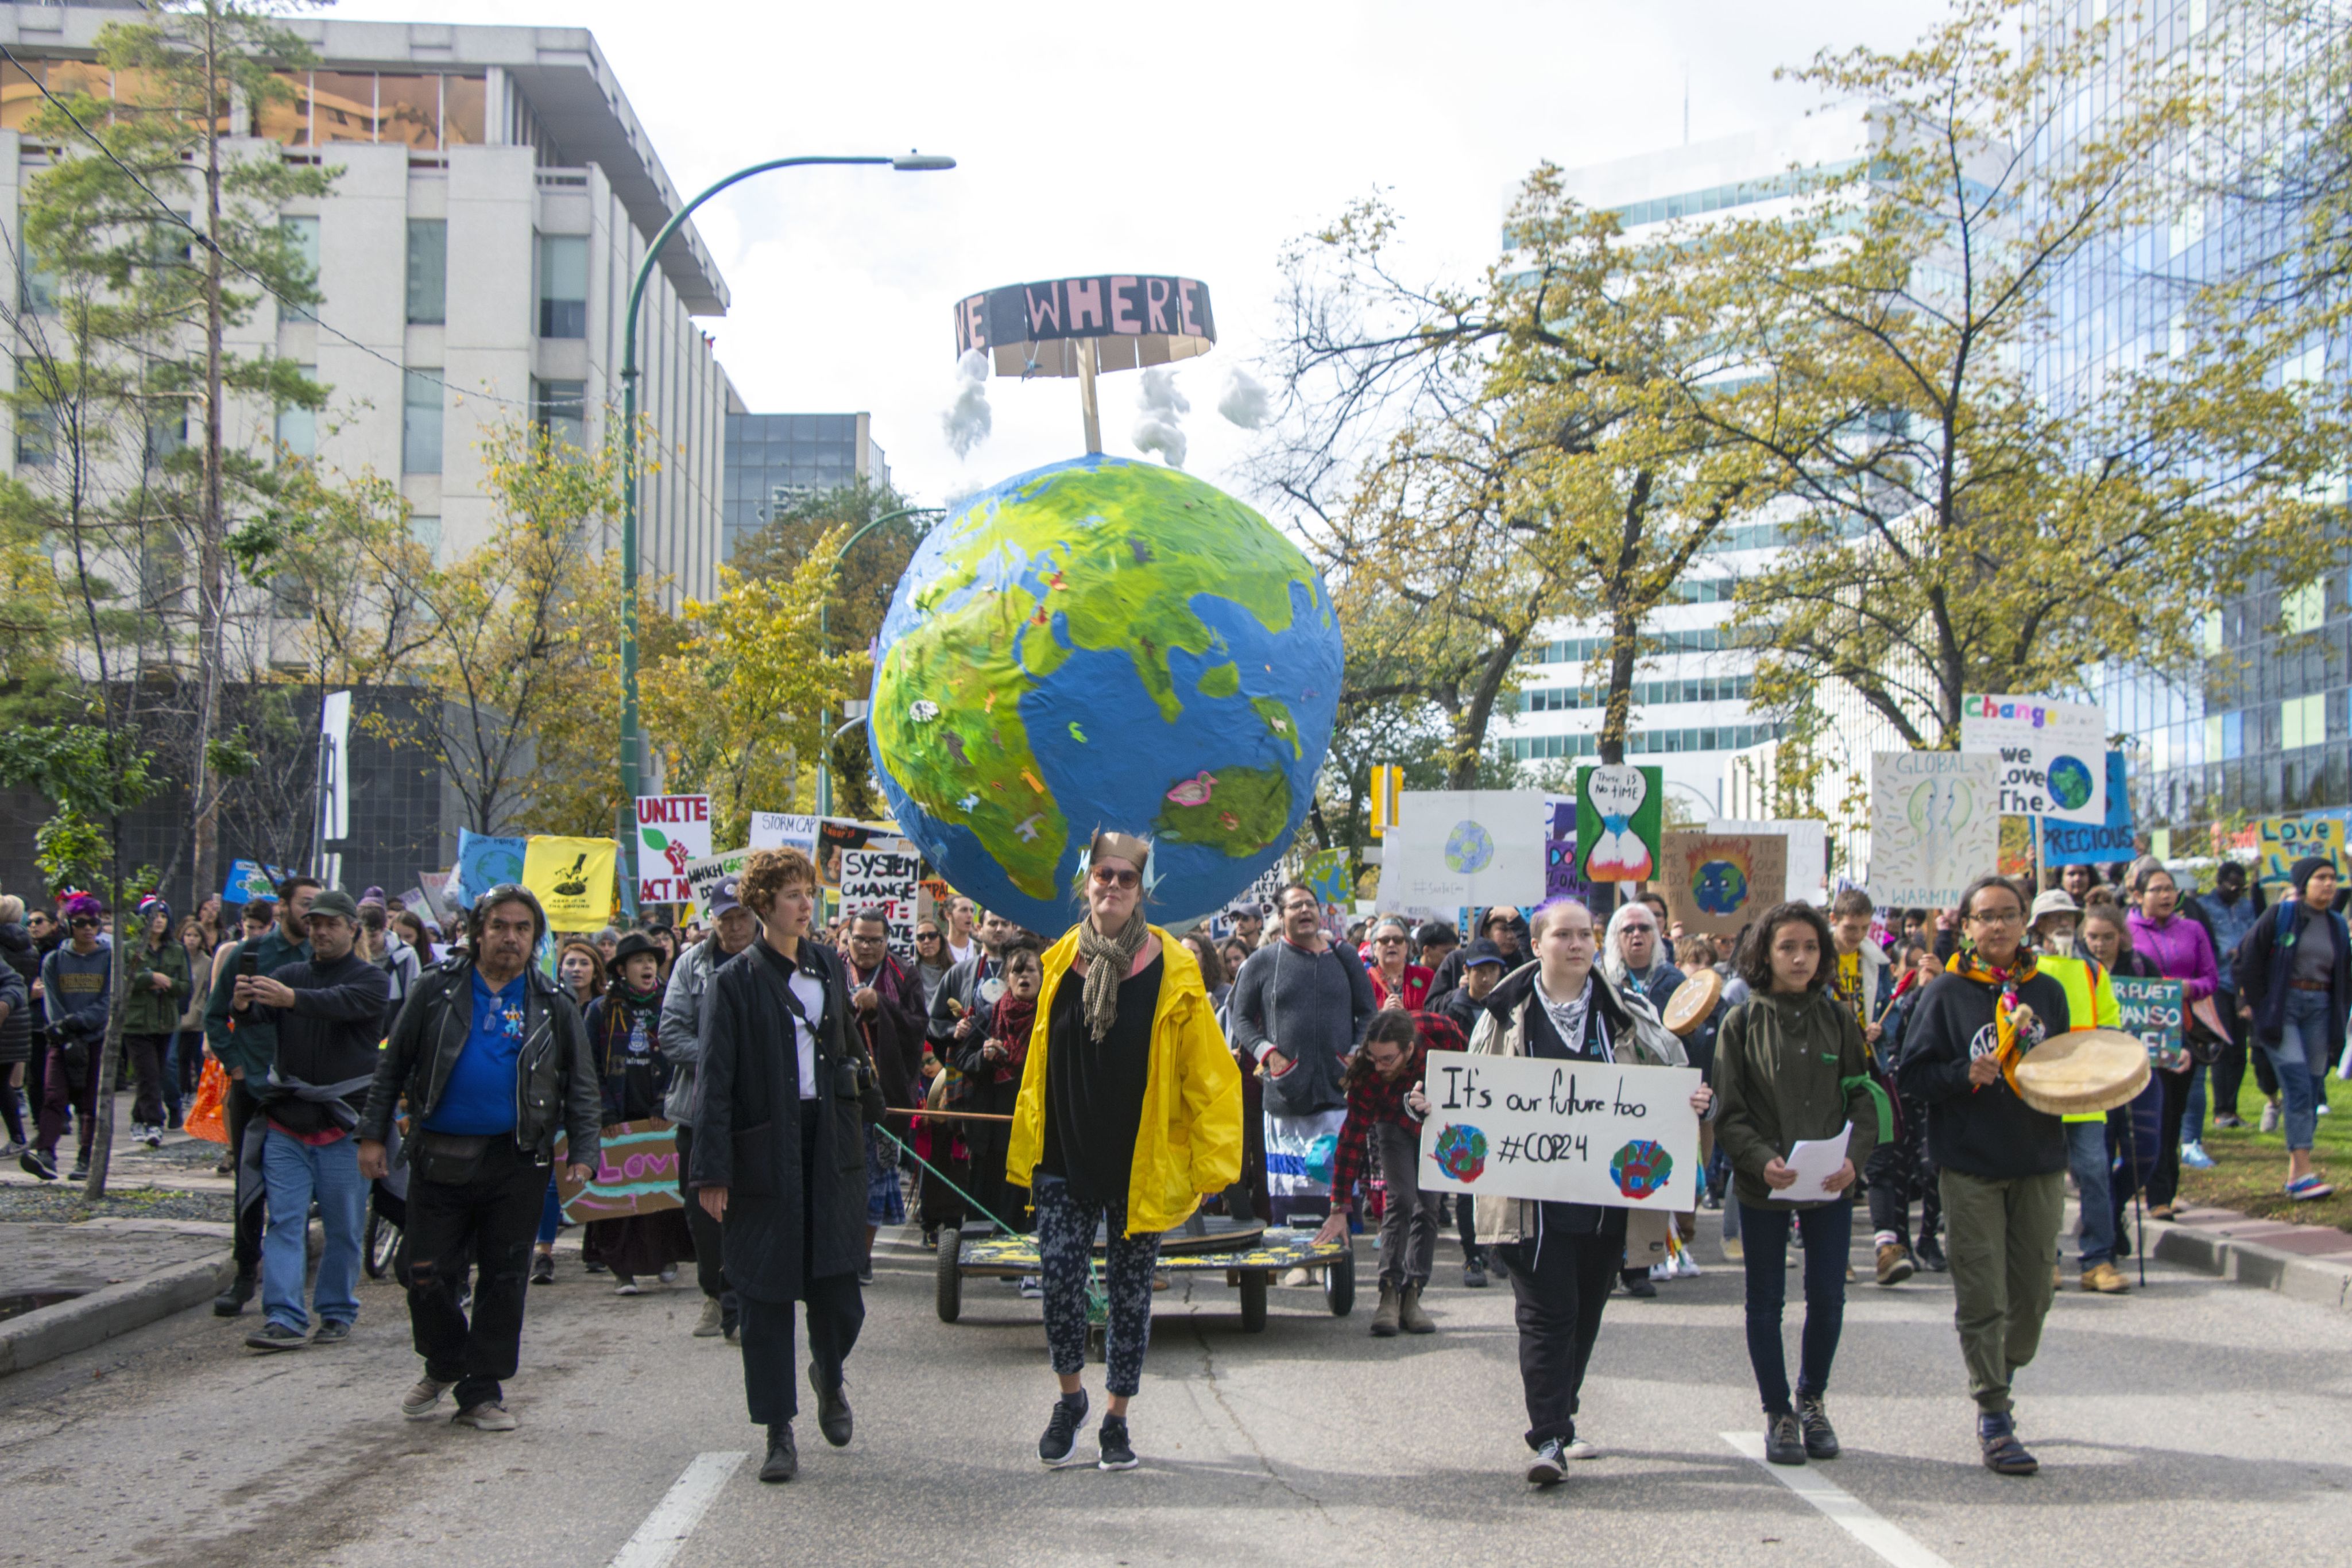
[690,847,885,1484]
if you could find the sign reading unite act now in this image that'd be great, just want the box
[1415,1051,1701,1211]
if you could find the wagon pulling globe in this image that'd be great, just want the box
[868,455,1344,934]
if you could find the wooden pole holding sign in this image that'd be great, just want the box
[1078,338,1102,453]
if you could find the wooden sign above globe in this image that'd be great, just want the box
[867,455,1342,935]
[953,274,1216,378]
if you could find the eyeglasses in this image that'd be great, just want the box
[1966,908,2024,926]
[1090,866,1139,888]
[1374,934,1406,945]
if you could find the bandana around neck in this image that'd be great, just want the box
[1948,944,2042,1094]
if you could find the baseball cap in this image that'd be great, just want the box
[307,889,362,923]
[708,874,742,916]
[1463,939,1507,969]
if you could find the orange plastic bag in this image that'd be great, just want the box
[185,1055,229,1144]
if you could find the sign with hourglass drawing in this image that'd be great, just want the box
[1575,765,1664,884]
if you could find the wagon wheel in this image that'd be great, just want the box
[935,1228,963,1323]
[1323,1247,1354,1317]
[1239,1269,1268,1333]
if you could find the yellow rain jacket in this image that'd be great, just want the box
[1007,924,1243,1236]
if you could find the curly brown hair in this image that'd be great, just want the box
[737,847,817,916]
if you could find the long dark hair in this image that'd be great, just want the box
[1342,1007,1460,1090]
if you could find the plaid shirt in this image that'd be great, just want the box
[1328,1011,1467,1207]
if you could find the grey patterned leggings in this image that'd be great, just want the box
[1034,1174,1162,1397]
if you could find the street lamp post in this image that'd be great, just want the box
[617,152,953,920]
[815,505,943,820]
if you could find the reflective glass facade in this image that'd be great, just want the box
[2032,2,2350,847]
[721,412,889,557]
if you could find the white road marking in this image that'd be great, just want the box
[608,1450,748,1568]
[1722,1432,1956,1568]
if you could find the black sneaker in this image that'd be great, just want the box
[1038,1390,1090,1468]
[1915,1232,1948,1272]
[245,1322,307,1353]
[1096,1414,1138,1471]
[312,1320,353,1346]
[65,1164,88,1182]
[17,1149,56,1182]
[1765,1410,1806,1465]
[1526,1436,1568,1485]
[1620,1272,1658,1299]
[529,1253,554,1286]
[857,1260,875,1286]
[1463,1257,1489,1288]
[1798,1393,1839,1459]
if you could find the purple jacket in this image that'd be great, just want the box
[2127,911,2218,1003]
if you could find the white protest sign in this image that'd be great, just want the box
[682,850,751,919]
[1960,694,2107,826]
[1708,817,1830,905]
[748,812,820,853]
[1382,790,1545,908]
[838,839,922,962]
[1417,1051,1702,1211]
[634,794,713,906]
[1867,752,2000,909]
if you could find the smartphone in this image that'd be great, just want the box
[238,948,258,979]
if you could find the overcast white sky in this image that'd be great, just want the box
[338,0,1947,514]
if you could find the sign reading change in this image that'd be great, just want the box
[1415,1051,1702,1211]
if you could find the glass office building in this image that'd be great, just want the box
[2030,2,2348,853]
[722,408,891,557]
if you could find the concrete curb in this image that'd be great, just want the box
[0,1250,237,1377]
[2147,1218,2352,1313]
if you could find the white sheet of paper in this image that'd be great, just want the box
[1772,1124,1853,1202]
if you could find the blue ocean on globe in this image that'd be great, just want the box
[2047,754,2095,812]
[1445,820,1495,874]
[866,455,1343,936]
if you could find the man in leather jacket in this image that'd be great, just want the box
[358,885,599,1433]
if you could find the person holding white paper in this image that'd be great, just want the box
[1713,902,1885,1469]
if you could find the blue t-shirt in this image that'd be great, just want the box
[423,971,528,1135]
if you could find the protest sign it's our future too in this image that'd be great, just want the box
[1415,1052,1703,1211]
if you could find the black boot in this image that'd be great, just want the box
[212,1269,256,1317]
[808,1363,852,1447]
[759,1423,798,1482]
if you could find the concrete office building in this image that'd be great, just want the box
[722,401,892,558]
[1498,109,1878,814]
[0,2,732,605]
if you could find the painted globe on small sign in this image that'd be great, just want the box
[1444,820,1496,875]
[2047,754,2095,812]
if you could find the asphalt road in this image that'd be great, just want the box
[1,1213,2345,1568]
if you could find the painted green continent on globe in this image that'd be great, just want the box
[869,455,1343,935]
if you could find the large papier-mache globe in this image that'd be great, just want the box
[868,455,1343,936]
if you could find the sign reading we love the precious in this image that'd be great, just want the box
[555,1120,684,1222]
[1415,1051,1702,1210]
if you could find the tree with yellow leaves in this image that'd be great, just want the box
[643,529,860,850]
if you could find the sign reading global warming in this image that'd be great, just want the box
[1869,751,2001,909]
[1415,1051,1702,1210]
[634,795,713,906]
[1960,694,2107,826]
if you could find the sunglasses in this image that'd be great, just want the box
[1374,934,1406,944]
[1090,866,1139,888]
[916,931,942,942]
[69,917,99,929]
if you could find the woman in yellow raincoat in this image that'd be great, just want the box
[1006,831,1240,1473]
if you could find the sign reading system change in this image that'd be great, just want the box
[1416,1051,1702,1211]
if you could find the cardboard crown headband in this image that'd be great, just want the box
[1089,831,1154,876]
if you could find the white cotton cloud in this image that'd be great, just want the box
[1132,366,1190,468]
[1217,365,1272,430]
[941,347,993,459]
